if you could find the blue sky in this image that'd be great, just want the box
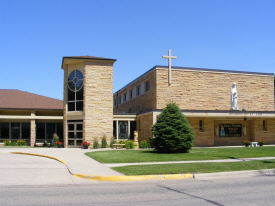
[1,0,274,100]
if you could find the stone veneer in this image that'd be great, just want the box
[83,62,114,143]
[156,68,274,111]
[113,69,157,113]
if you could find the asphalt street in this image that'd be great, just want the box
[1,175,275,205]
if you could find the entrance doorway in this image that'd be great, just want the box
[67,122,83,147]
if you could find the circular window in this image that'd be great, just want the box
[68,70,83,92]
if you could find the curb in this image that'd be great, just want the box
[194,169,275,179]
[73,173,193,181]
[12,152,68,165]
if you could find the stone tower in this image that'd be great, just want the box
[61,56,116,147]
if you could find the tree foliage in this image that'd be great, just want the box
[151,103,194,153]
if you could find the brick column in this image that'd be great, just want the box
[30,111,36,146]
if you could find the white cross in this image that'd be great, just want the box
[162,50,177,85]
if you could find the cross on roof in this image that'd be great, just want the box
[162,50,177,85]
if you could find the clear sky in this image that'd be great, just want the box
[1,0,274,100]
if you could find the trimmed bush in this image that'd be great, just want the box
[125,140,135,149]
[139,140,151,149]
[151,102,194,153]
[93,139,100,149]
[101,136,108,148]
[110,139,116,148]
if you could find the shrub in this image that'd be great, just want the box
[101,136,108,148]
[53,133,59,148]
[139,140,151,149]
[110,139,116,148]
[118,140,126,148]
[3,140,11,146]
[93,139,100,149]
[17,139,27,146]
[10,141,16,146]
[151,102,194,153]
[125,140,135,149]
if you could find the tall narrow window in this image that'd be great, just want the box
[137,85,141,96]
[124,93,127,102]
[145,81,150,92]
[114,98,117,107]
[118,96,122,104]
[263,120,267,131]
[130,90,133,99]
[68,70,83,111]
[199,120,204,132]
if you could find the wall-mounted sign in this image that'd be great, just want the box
[219,124,242,137]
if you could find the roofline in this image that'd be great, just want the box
[0,108,63,111]
[139,109,275,115]
[113,66,157,94]
[155,65,274,76]
[61,56,117,69]
[113,65,274,95]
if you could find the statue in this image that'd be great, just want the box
[231,82,239,110]
[133,131,139,149]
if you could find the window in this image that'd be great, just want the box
[145,81,150,92]
[130,90,134,99]
[0,123,9,139]
[36,123,63,141]
[263,120,267,131]
[0,122,30,140]
[137,85,141,96]
[199,120,204,132]
[118,96,122,104]
[68,70,83,111]
[114,98,117,107]
[124,93,127,102]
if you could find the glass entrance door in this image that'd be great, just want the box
[67,122,83,147]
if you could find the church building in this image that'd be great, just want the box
[1,53,275,147]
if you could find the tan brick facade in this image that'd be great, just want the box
[156,68,274,111]
[113,69,157,113]
[62,57,116,147]
[114,66,274,146]
[137,112,153,142]
[83,62,114,144]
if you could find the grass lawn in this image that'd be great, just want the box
[112,159,275,175]
[85,147,275,163]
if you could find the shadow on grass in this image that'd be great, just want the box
[262,160,275,164]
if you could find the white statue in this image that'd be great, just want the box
[231,82,239,110]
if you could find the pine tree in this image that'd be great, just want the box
[151,103,194,153]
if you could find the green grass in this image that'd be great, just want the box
[112,160,275,175]
[85,147,275,163]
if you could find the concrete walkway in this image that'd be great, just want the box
[0,147,124,176]
[104,157,275,167]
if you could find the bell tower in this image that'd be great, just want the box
[61,56,116,147]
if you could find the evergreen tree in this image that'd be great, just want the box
[151,103,194,153]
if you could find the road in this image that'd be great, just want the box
[1,174,275,205]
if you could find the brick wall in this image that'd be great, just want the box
[187,117,215,147]
[137,113,153,142]
[156,68,274,111]
[113,69,157,113]
[84,62,114,143]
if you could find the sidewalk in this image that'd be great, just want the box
[0,147,124,176]
[103,157,275,167]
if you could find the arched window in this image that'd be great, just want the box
[68,70,83,111]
